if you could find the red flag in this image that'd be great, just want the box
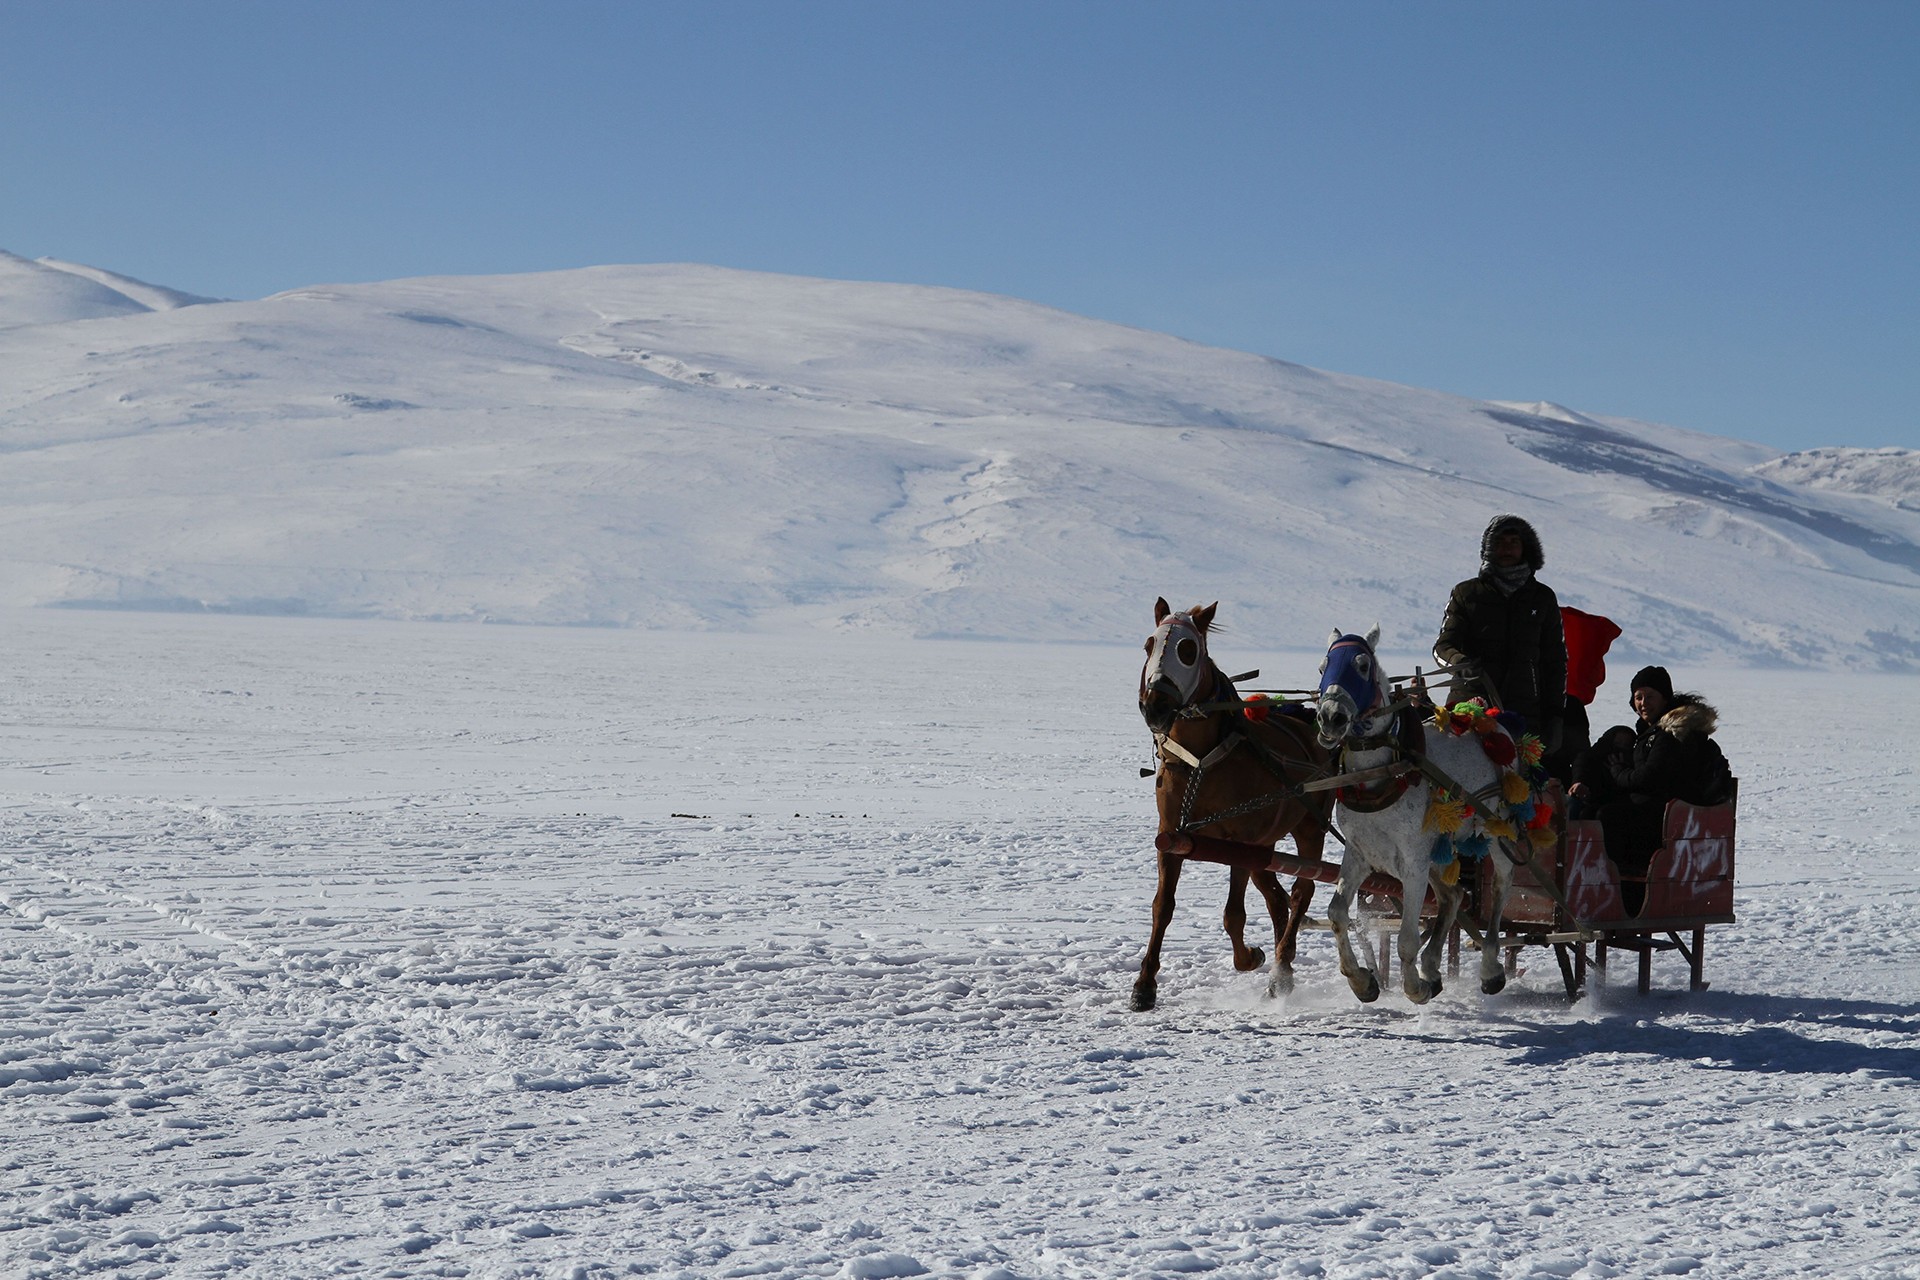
[1561,606,1622,706]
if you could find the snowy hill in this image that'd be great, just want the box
[0,249,215,328]
[1752,446,1920,510]
[1,255,1916,668]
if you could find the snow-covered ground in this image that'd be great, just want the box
[3,608,1916,1279]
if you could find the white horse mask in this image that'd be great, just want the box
[1145,612,1212,707]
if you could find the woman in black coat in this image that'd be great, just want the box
[1571,665,1732,896]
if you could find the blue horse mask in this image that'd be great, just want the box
[1316,629,1387,745]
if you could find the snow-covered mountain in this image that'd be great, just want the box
[0,249,216,328]
[1,255,1916,668]
[1751,446,1920,511]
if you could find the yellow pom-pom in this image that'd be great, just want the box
[1529,826,1557,849]
[1423,792,1468,834]
[1502,770,1531,805]
[1439,859,1461,886]
[1484,817,1518,840]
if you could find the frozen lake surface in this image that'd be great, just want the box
[3,610,1917,1278]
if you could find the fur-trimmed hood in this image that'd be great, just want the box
[1479,515,1545,571]
[1659,698,1717,741]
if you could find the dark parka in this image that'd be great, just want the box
[1433,516,1567,733]
[1578,689,1733,878]
[1612,697,1731,808]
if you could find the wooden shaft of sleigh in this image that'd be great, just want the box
[1155,831,1435,906]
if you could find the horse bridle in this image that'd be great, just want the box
[1142,617,1342,833]
[1318,636,1394,741]
[1140,611,1213,718]
[1317,634,1425,810]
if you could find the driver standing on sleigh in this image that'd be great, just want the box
[1433,514,1569,752]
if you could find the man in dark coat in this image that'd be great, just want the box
[1433,515,1568,746]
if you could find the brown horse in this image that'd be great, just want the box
[1134,598,1334,1011]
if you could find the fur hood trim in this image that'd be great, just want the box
[1659,699,1717,740]
[1480,515,1545,571]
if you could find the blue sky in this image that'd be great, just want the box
[4,0,1915,451]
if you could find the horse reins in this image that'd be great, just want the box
[1153,669,1341,835]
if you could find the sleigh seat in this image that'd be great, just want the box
[1463,783,1737,995]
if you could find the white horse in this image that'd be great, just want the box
[1314,627,1520,1003]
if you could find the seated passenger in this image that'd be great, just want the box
[1568,724,1635,819]
[1569,665,1732,910]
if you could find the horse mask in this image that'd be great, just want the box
[1316,626,1385,747]
[1140,599,1215,734]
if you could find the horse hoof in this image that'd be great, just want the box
[1267,968,1295,998]
[1407,976,1441,1004]
[1482,972,1507,996]
[1355,974,1381,1003]
[1130,981,1158,1012]
[1232,946,1266,973]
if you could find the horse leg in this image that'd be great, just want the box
[1419,880,1463,991]
[1397,881,1439,1003]
[1132,849,1185,1011]
[1399,873,1463,1003]
[1326,856,1380,1003]
[1280,816,1326,968]
[1478,848,1516,995]
[1282,877,1315,965]
[1224,865,1266,972]
[1248,868,1292,995]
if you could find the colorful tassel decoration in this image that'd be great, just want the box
[1501,770,1531,805]
[1526,793,1555,828]
[1424,790,1468,834]
[1481,732,1517,767]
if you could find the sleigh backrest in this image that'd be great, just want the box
[1639,784,1737,920]
[1475,783,1737,930]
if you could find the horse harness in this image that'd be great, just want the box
[1154,680,1332,835]
[1332,697,1592,933]
[1333,703,1427,813]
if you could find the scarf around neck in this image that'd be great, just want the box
[1485,563,1536,596]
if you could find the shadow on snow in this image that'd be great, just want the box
[1492,991,1920,1080]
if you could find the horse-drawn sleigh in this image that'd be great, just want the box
[1136,599,1737,1010]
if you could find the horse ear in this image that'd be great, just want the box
[1365,623,1381,649]
[1193,602,1217,632]
[1327,627,1341,649]
[1154,597,1171,624]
